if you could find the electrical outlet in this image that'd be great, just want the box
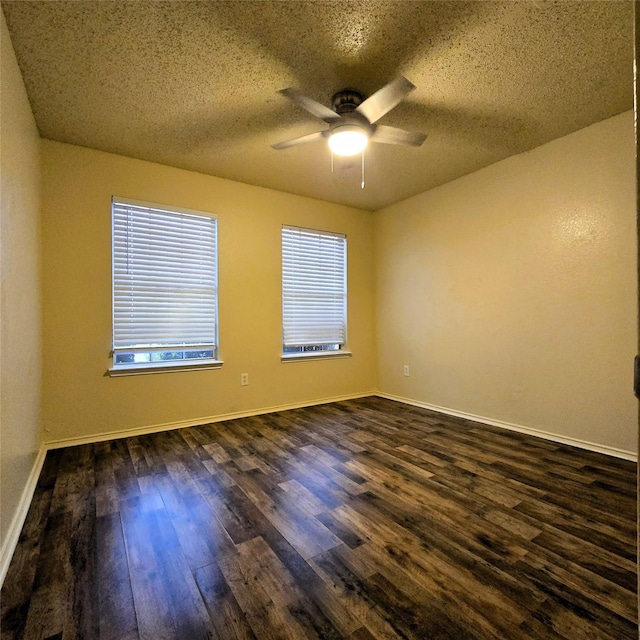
[241,373,249,386]
[403,365,410,377]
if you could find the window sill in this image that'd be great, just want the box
[108,359,223,377]
[281,351,352,363]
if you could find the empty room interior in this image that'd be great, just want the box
[1,1,638,639]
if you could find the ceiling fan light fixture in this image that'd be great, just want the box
[328,125,369,156]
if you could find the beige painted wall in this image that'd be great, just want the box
[375,111,637,455]
[0,13,42,548]
[40,141,377,442]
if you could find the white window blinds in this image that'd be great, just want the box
[112,199,218,354]
[282,225,347,348]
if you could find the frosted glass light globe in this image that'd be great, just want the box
[328,126,369,156]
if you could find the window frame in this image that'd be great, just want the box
[281,224,351,363]
[109,197,222,376]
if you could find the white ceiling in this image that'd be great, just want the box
[2,0,634,211]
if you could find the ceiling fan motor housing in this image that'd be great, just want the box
[329,111,372,135]
[331,89,366,114]
[329,90,372,136]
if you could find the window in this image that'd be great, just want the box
[282,225,349,360]
[111,198,220,374]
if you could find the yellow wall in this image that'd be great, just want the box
[375,111,637,455]
[40,141,377,441]
[0,13,42,548]
[40,114,638,454]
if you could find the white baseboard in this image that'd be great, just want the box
[377,393,637,462]
[44,391,375,450]
[0,446,47,588]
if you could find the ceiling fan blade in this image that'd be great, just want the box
[271,130,327,150]
[279,88,342,124]
[370,124,427,147]
[356,76,416,124]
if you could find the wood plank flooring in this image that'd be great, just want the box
[1,396,637,639]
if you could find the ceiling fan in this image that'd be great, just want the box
[271,76,427,157]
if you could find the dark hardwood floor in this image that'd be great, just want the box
[1,396,637,639]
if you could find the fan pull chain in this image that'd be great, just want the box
[361,150,365,189]
[330,150,334,173]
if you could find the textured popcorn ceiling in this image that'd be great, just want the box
[1,0,633,211]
